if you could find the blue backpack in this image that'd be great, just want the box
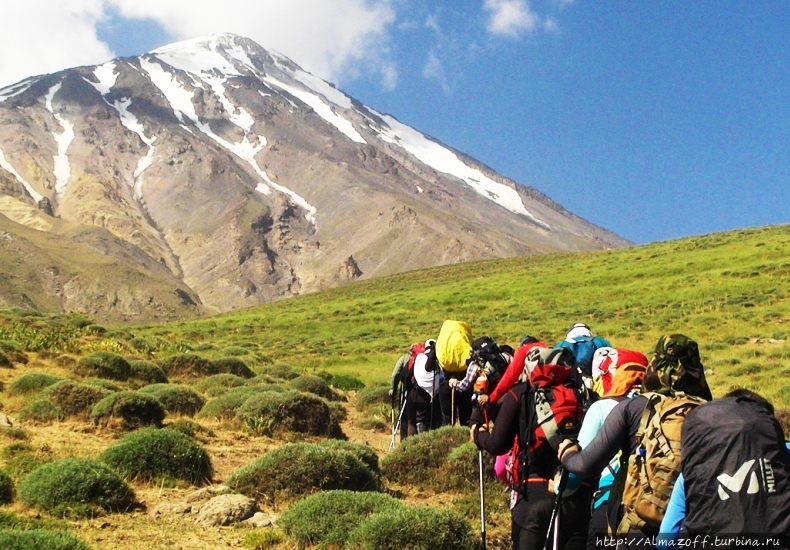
[555,335,610,377]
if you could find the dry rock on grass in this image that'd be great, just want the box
[194,493,259,527]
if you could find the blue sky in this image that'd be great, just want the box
[1,1,788,244]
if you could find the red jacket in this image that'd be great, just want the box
[487,341,546,404]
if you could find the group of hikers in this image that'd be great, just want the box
[388,321,790,550]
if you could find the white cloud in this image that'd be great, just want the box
[0,0,397,89]
[422,50,450,94]
[0,0,114,88]
[483,0,539,38]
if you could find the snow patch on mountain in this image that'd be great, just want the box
[140,56,317,225]
[0,148,42,203]
[0,77,37,103]
[372,111,549,228]
[44,82,75,196]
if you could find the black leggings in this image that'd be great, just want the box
[512,481,591,550]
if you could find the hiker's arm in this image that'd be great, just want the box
[657,473,686,547]
[560,399,630,478]
[389,355,407,396]
[473,390,518,455]
[451,363,478,392]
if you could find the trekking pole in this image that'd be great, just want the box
[388,393,408,452]
[543,467,569,550]
[478,448,487,550]
[451,386,456,425]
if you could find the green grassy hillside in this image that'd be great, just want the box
[119,224,790,406]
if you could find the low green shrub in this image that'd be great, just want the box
[44,381,111,418]
[257,363,299,380]
[356,386,390,413]
[0,470,13,504]
[3,443,54,482]
[279,490,402,548]
[318,440,379,475]
[210,357,255,378]
[227,442,378,504]
[9,373,62,395]
[346,505,477,550]
[0,352,11,369]
[222,346,250,356]
[54,355,77,368]
[0,528,90,550]
[18,400,64,424]
[242,529,284,549]
[315,370,333,382]
[444,441,496,490]
[138,384,205,417]
[84,324,106,336]
[165,419,215,441]
[159,353,215,379]
[74,352,131,381]
[192,374,247,397]
[0,428,28,441]
[357,417,389,432]
[128,360,168,384]
[197,386,260,420]
[128,337,157,354]
[90,391,165,429]
[331,374,365,391]
[240,391,344,437]
[380,426,470,487]
[0,341,27,364]
[100,428,212,486]
[83,378,122,392]
[18,458,136,518]
[289,375,342,401]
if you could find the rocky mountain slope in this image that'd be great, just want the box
[0,34,629,322]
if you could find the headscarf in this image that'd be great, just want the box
[565,323,592,342]
[643,334,712,400]
[603,349,648,398]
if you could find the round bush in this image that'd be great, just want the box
[318,440,379,475]
[197,386,260,420]
[346,505,477,550]
[128,337,157,354]
[17,400,64,424]
[75,352,131,381]
[258,363,299,380]
[0,341,28,365]
[280,490,403,548]
[44,381,111,417]
[165,419,215,441]
[128,360,168,384]
[18,458,135,518]
[192,374,247,397]
[222,346,250,356]
[90,391,165,429]
[331,374,365,391]
[356,386,390,412]
[0,470,14,504]
[289,375,342,401]
[210,357,255,378]
[240,391,343,437]
[9,373,62,395]
[100,427,212,486]
[0,352,11,369]
[227,443,378,504]
[138,384,205,417]
[380,426,470,487]
[445,441,496,490]
[0,529,90,550]
[159,353,215,378]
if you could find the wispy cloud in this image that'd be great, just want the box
[483,0,539,38]
[422,50,450,94]
[0,0,399,89]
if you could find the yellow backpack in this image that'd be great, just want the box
[435,320,472,374]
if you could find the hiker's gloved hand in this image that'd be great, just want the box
[470,423,487,443]
[557,439,579,462]
[388,389,394,397]
[548,469,579,497]
[477,394,489,406]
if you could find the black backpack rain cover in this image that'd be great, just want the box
[681,396,790,536]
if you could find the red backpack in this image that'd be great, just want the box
[400,342,426,391]
[508,347,586,489]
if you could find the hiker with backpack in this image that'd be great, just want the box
[472,346,592,550]
[554,323,611,392]
[436,320,476,426]
[557,334,712,547]
[478,336,546,409]
[411,339,442,432]
[658,388,790,544]
[574,348,649,550]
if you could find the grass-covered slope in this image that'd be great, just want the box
[120,224,790,405]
